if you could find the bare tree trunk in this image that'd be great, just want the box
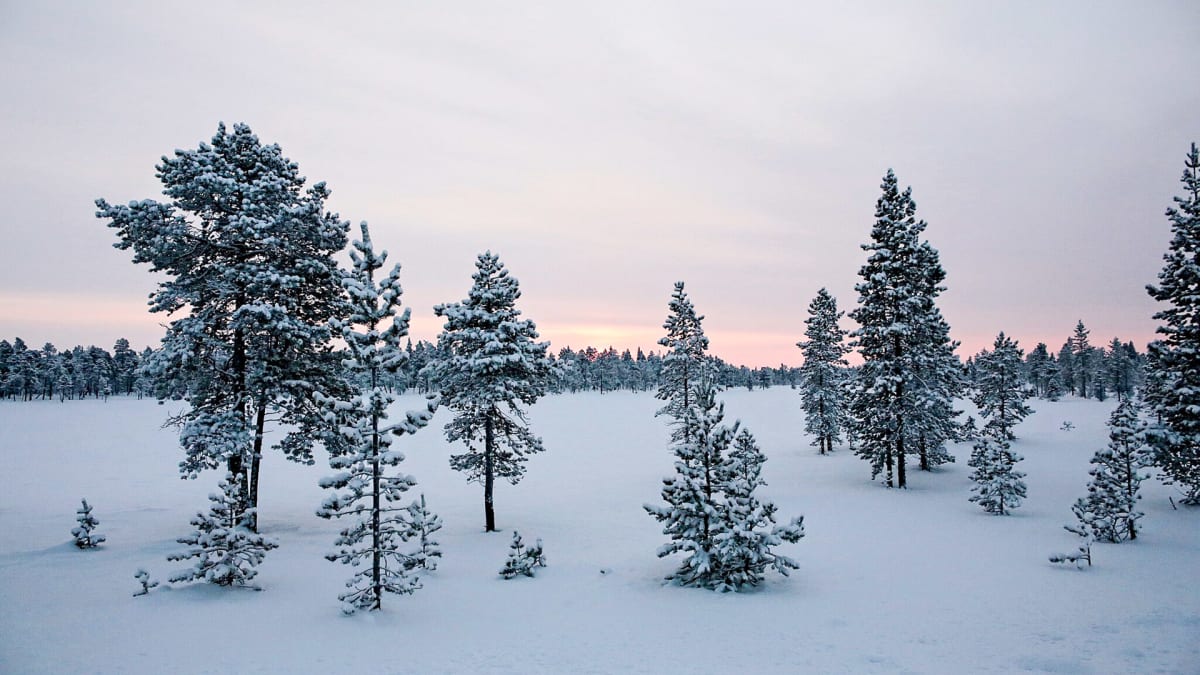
[484,411,496,532]
[248,394,267,532]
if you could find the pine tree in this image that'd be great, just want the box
[1025,343,1053,399]
[499,531,546,579]
[656,281,711,440]
[1145,143,1200,504]
[849,169,961,487]
[97,122,350,530]
[797,288,849,455]
[428,252,552,532]
[711,428,805,591]
[314,223,439,613]
[71,498,105,549]
[168,473,278,588]
[1070,321,1094,398]
[1068,401,1152,542]
[407,494,443,572]
[973,332,1033,440]
[645,384,734,586]
[966,430,1027,515]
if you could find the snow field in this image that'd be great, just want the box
[1,390,1197,673]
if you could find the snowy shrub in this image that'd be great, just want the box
[408,494,443,572]
[967,432,1027,515]
[133,568,159,597]
[72,498,105,549]
[500,531,546,579]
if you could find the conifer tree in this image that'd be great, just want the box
[797,288,849,454]
[1070,321,1094,398]
[71,498,105,549]
[849,169,961,487]
[973,332,1033,440]
[711,428,805,591]
[428,252,552,532]
[168,473,278,588]
[1069,401,1152,542]
[314,223,439,613]
[656,281,711,440]
[407,494,443,572]
[1145,143,1200,504]
[499,530,546,579]
[966,429,1027,515]
[97,123,350,530]
[646,385,804,590]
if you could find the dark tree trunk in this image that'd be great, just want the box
[248,394,267,532]
[919,433,929,471]
[484,411,496,532]
[371,368,382,608]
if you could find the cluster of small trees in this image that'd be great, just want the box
[985,321,1145,402]
[0,338,150,401]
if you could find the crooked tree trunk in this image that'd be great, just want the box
[484,411,496,532]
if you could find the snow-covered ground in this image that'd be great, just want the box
[1,389,1197,674]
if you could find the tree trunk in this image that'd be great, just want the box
[371,373,382,608]
[248,394,267,532]
[484,411,496,532]
[919,433,929,471]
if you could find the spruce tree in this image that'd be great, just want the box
[1145,143,1200,504]
[973,332,1033,440]
[97,123,350,530]
[428,252,552,532]
[71,498,105,549]
[1069,401,1152,542]
[966,429,1027,515]
[314,223,439,613]
[849,169,961,487]
[168,473,278,588]
[797,288,849,455]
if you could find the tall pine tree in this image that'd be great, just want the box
[656,281,711,442]
[428,252,552,532]
[97,123,350,530]
[314,223,439,613]
[1145,143,1200,504]
[849,169,961,487]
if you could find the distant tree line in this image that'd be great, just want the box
[0,337,152,401]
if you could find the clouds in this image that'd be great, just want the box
[1,1,1196,363]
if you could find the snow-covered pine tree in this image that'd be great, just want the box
[407,494,443,571]
[97,123,350,531]
[797,288,849,455]
[1068,401,1153,542]
[168,473,278,588]
[849,169,961,487]
[71,498,105,549]
[428,252,552,532]
[314,222,439,613]
[656,281,712,442]
[1070,321,1094,399]
[973,332,1033,440]
[1145,142,1200,505]
[499,530,546,579]
[645,383,734,587]
[966,428,1027,515]
[909,239,964,471]
[711,427,805,591]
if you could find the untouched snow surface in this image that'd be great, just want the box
[1,389,1197,674]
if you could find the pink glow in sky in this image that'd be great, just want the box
[1,2,1195,365]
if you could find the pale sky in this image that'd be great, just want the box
[1,2,1196,366]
